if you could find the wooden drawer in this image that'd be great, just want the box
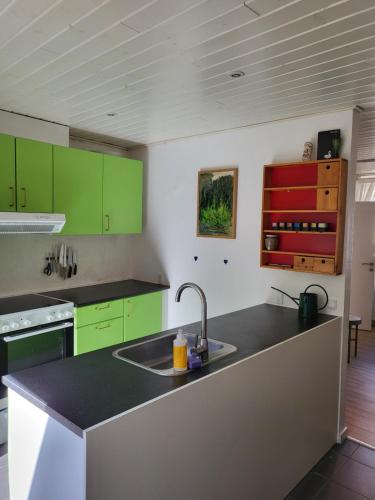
[294,255,314,271]
[316,187,338,210]
[75,317,124,355]
[76,299,123,327]
[317,161,340,186]
[313,257,335,274]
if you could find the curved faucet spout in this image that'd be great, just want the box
[175,282,208,361]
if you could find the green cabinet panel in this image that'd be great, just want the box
[124,292,162,342]
[103,155,142,234]
[0,134,16,212]
[76,299,123,327]
[75,317,124,355]
[16,138,52,212]
[54,146,103,234]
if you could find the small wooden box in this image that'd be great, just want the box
[317,187,338,210]
[313,257,335,274]
[317,162,340,186]
[294,255,314,271]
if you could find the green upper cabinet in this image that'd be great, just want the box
[54,146,103,235]
[0,134,16,212]
[103,155,143,234]
[124,291,162,342]
[16,138,53,212]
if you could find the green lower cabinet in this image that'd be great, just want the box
[76,299,124,327]
[75,317,124,355]
[124,292,162,342]
[0,134,16,212]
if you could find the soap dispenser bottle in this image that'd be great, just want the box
[173,329,187,372]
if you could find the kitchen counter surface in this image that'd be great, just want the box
[3,304,336,436]
[39,279,169,307]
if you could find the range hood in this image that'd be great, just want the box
[0,212,66,234]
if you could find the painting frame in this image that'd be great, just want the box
[196,166,238,239]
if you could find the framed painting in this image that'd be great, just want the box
[197,167,238,239]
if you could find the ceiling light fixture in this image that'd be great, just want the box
[229,71,245,79]
[106,112,117,117]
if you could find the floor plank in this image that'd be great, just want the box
[346,329,375,447]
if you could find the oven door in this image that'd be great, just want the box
[0,321,73,398]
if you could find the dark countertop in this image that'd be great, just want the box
[39,279,170,307]
[3,304,336,437]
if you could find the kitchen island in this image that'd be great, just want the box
[3,304,341,500]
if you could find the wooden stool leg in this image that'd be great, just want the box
[348,324,351,363]
[355,325,358,357]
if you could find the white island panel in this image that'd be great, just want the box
[86,318,341,500]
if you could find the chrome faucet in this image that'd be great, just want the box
[175,282,208,362]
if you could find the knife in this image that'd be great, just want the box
[59,243,64,277]
[68,247,73,278]
[73,251,78,276]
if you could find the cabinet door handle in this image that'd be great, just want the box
[105,214,110,231]
[95,303,110,311]
[9,186,15,207]
[21,187,27,208]
[325,190,330,195]
[96,323,111,330]
[326,165,331,170]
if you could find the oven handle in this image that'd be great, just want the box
[2,322,73,342]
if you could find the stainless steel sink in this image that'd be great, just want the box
[112,332,237,376]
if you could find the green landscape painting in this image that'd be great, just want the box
[197,167,238,238]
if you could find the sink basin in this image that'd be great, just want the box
[112,332,237,376]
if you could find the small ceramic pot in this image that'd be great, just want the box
[302,222,310,231]
[318,222,328,232]
[265,235,279,251]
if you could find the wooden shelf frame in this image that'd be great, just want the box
[264,185,339,192]
[262,250,335,258]
[260,158,348,275]
[263,230,336,235]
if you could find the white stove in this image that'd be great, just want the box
[0,293,75,444]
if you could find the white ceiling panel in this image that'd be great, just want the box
[0,0,374,155]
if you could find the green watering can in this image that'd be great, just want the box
[271,284,329,319]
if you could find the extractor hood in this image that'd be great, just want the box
[0,212,66,234]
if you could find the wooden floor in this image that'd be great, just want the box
[346,328,375,447]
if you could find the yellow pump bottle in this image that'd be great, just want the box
[173,329,187,371]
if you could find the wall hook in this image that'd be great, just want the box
[224,259,228,264]
[194,256,198,262]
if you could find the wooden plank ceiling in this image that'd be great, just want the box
[0,0,375,152]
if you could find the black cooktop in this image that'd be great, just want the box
[0,294,66,316]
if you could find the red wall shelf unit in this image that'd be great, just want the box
[260,159,347,275]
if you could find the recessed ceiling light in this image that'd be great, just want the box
[106,112,117,117]
[229,71,245,79]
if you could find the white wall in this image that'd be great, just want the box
[0,235,133,297]
[131,110,356,330]
[0,111,133,297]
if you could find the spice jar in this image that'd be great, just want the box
[265,234,279,251]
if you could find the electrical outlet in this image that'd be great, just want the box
[327,298,337,310]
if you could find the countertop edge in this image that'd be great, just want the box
[4,377,84,437]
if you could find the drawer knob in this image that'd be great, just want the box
[322,259,326,264]
[326,165,331,170]
[325,190,329,195]
[302,258,305,263]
